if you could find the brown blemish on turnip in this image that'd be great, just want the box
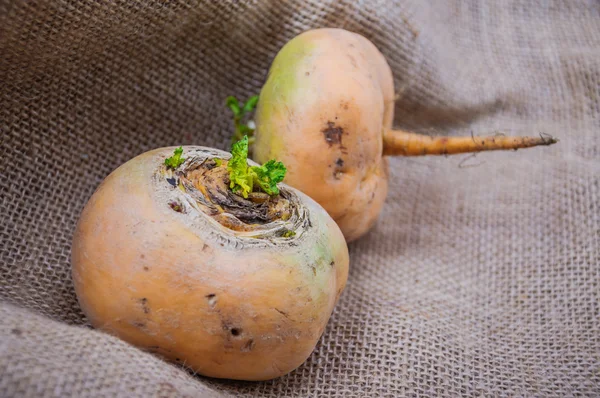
[368,191,376,204]
[241,339,255,352]
[143,266,150,271]
[206,293,217,308]
[139,298,150,314]
[322,122,344,147]
[230,328,241,336]
[169,201,183,213]
[347,54,357,68]
[335,158,344,167]
[274,308,290,319]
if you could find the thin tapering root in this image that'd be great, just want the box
[382,129,558,156]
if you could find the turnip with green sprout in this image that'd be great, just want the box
[72,140,349,381]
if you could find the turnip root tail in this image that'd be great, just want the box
[382,129,558,156]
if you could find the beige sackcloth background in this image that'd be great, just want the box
[1,1,599,397]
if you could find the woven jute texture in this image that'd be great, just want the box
[1,1,599,397]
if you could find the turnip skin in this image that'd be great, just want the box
[254,28,395,242]
[71,146,348,381]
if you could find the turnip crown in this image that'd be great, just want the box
[160,146,302,239]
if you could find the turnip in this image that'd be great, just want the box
[251,28,558,242]
[71,140,349,381]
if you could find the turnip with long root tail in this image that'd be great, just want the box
[239,28,558,242]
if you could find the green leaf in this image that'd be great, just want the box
[242,95,259,114]
[164,146,186,169]
[227,95,260,146]
[226,96,241,116]
[227,136,253,198]
[226,135,287,198]
[238,124,254,135]
[251,160,287,196]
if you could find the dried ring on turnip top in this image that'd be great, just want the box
[71,144,349,381]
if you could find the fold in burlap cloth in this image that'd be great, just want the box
[1,1,598,397]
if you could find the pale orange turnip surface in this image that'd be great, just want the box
[252,28,557,242]
[71,145,349,381]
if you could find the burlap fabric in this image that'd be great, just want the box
[1,1,599,396]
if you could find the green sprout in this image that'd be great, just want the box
[226,95,259,146]
[227,136,286,198]
[165,146,186,169]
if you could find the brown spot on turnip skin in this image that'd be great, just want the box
[139,298,150,314]
[241,339,255,352]
[368,191,376,204]
[333,156,346,179]
[322,122,344,146]
[169,201,183,213]
[11,328,22,336]
[347,54,357,68]
[206,294,217,308]
[143,266,150,271]
[230,328,241,336]
[274,308,290,318]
